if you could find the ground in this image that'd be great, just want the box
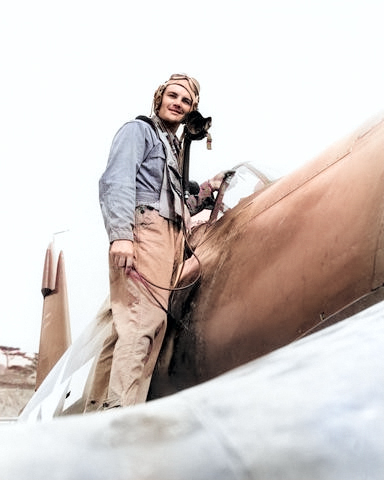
[0,354,36,418]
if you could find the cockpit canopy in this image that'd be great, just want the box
[222,162,272,210]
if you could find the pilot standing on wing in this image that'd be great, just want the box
[89,74,223,409]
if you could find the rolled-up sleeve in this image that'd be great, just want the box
[99,122,146,242]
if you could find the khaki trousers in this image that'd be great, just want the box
[87,207,181,409]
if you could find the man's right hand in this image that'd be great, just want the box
[110,240,134,275]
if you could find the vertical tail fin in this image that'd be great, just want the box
[35,243,71,390]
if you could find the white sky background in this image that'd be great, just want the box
[1,0,384,352]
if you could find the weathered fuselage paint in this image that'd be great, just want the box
[149,116,384,398]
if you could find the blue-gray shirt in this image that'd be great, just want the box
[99,119,169,242]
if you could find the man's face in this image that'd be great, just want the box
[158,84,193,128]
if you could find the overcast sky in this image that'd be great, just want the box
[1,0,384,352]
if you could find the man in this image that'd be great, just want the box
[93,74,222,408]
